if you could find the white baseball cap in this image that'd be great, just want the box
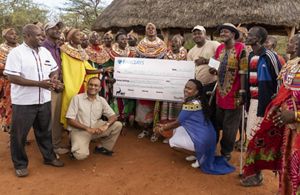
[44,21,64,31]
[192,25,206,33]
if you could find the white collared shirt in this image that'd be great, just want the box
[4,43,58,105]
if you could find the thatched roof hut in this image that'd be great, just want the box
[93,0,300,37]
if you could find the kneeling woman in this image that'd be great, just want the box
[154,79,235,175]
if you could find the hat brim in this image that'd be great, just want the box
[217,25,240,40]
[192,28,205,33]
[45,21,64,31]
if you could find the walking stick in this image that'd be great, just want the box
[208,82,218,106]
[239,104,246,176]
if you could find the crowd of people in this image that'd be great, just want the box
[0,20,299,194]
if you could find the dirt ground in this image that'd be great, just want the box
[0,127,278,195]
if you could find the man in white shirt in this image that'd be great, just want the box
[187,25,220,131]
[66,77,122,160]
[187,25,220,86]
[4,24,64,177]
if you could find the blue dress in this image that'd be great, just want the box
[178,100,235,175]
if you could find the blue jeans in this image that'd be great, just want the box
[10,102,56,169]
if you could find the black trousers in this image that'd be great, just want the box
[202,82,218,135]
[216,106,242,155]
[10,102,56,169]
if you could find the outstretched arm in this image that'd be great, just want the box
[154,120,180,134]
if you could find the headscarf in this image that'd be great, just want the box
[237,26,248,37]
[128,30,138,40]
[146,23,156,30]
[89,31,98,38]
[115,29,127,42]
[104,30,113,39]
[2,28,14,38]
[172,34,184,46]
[66,28,80,42]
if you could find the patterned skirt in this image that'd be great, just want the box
[0,77,11,132]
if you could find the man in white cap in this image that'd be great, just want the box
[187,25,220,130]
[42,21,69,155]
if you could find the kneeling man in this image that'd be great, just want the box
[66,77,122,160]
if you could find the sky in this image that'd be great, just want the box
[33,0,113,11]
[32,0,113,20]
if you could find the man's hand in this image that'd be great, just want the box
[195,57,208,66]
[85,127,99,134]
[52,79,64,92]
[104,67,114,73]
[97,124,109,133]
[38,79,54,90]
[272,109,295,127]
[51,74,58,81]
[238,90,246,106]
[153,123,164,134]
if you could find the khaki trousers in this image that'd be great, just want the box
[70,121,122,160]
[51,91,63,149]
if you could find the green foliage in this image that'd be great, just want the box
[0,0,48,42]
[59,0,104,29]
[274,36,287,56]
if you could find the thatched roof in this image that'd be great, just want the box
[92,0,300,35]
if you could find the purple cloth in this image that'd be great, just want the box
[42,39,62,80]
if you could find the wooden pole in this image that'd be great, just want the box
[286,26,296,60]
[161,29,170,44]
[286,26,296,40]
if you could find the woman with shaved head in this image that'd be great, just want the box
[135,23,167,140]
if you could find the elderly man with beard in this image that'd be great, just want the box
[210,23,248,161]
[239,27,282,186]
[244,27,282,141]
[42,21,69,155]
[4,24,64,177]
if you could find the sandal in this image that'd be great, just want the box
[235,143,247,152]
[150,133,159,142]
[234,140,241,150]
[15,168,29,177]
[137,130,149,139]
[240,173,263,187]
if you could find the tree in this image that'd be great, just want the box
[0,0,48,42]
[60,0,104,29]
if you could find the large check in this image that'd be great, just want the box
[113,57,195,102]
